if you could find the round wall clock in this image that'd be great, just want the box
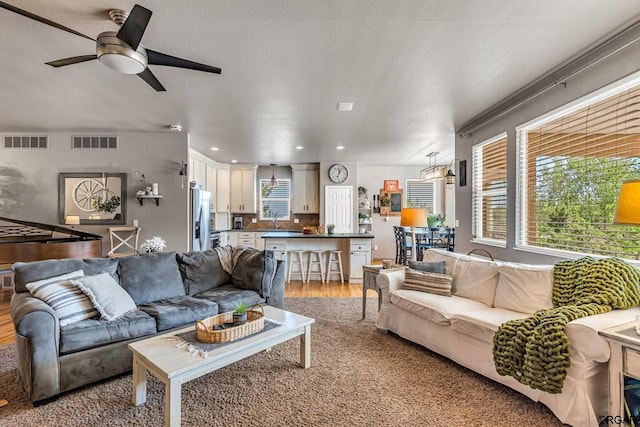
[328,163,349,183]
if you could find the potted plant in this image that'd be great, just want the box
[233,302,248,325]
[327,224,335,235]
[139,236,167,253]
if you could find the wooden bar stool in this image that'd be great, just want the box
[287,250,306,283]
[306,250,325,283]
[324,250,344,283]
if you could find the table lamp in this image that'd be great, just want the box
[400,207,427,261]
[64,215,80,228]
[613,179,640,225]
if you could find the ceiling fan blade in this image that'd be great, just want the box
[147,49,222,74]
[0,1,94,41]
[116,4,152,50]
[138,68,166,92]
[45,55,97,68]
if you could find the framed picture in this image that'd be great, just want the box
[379,189,403,216]
[384,180,399,192]
[59,172,127,225]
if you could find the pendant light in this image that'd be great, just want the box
[269,164,278,188]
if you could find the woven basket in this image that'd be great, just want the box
[195,304,265,343]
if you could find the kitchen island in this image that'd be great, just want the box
[262,231,374,282]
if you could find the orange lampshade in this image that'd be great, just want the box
[613,180,640,225]
[400,208,427,228]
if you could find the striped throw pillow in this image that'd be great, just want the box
[25,270,99,326]
[403,268,453,296]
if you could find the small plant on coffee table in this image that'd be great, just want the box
[233,302,248,325]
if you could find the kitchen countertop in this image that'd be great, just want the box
[262,231,374,239]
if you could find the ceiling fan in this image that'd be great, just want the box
[0,2,221,91]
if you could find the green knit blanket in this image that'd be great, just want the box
[492,257,640,394]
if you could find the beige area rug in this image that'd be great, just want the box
[0,298,562,426]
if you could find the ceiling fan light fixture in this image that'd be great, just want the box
[96,31,147,74]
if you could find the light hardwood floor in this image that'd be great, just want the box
[0,281,375,345]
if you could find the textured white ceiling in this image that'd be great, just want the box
[1,0,639,165]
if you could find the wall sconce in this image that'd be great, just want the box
[269,164,278,188]
[178,161,187,188]
[445,159,467,188]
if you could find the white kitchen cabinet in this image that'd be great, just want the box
[349,239,372,281]
[230,166,257,213]
[264,239,287,261]
[191,158,206,189]
[205,164,216,195]
[216,166,230,213]
[291,164,319,213]
[227,231,239,247]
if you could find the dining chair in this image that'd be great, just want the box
[393,226,412,265]
[107,226,141,258]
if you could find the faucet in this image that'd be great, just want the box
[273,216,280,229]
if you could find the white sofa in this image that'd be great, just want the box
[375,248,640,427]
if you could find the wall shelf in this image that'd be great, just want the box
[136,195,163,206]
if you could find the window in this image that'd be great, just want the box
[472,133,508,246]
[516,75,640,259]
[260,179,291,220]
[405,179,435,212]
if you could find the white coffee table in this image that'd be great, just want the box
[128,305,315,426]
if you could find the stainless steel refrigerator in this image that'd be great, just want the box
[189,188,212,251]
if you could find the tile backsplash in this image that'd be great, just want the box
[232,213,319,231]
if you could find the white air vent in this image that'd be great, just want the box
[72,136,118,149]
[4,136,48,148]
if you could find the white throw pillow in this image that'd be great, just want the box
[493,262,554,314]
[25,270,97,326]
[451,258,499,306]
[72,272,137,321]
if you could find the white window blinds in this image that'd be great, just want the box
[260,179,291,220]
[472,133,508,244]
[405,179,435,211]
[517,80,640,258]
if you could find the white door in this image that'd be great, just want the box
[325,186,353,233]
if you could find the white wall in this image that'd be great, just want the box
[0,131,190,254]
[454,40,640,264]
[357,164,449,260]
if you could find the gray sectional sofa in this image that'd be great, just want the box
[10,247,286,403]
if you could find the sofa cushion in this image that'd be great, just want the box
[390,289,490,325]
[403,269,453,296]
[72,273,137,321]
[13,257,119,293]
[451,257,499,306]
[137,295,219,331]
[195,284,265,313]
[231,249,277,298]
[117,252,186,305]
[450,308,530,344]
[25,270,99,326]
[493,262,554,314]
[177,249,232,295]
[59,310,157,355]
[422,249,465,275]
[408,260,446,274]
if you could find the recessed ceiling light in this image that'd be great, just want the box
[231,159,238,163]
[295,146,304,150]
[210,147,220,151]
[336,102,353,112]
[336,145,345,150]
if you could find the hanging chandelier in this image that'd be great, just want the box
[269,164,278,188]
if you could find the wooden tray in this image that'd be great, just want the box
[195,305,265,343]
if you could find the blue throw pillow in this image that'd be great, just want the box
[408,260,446,274]
[117,252,186,305]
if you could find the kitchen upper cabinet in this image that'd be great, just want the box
[230,166,257,213]
[292,164,319,213]
[191,158,207,189]
[205,164,216,195]
[216,166,230,213]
